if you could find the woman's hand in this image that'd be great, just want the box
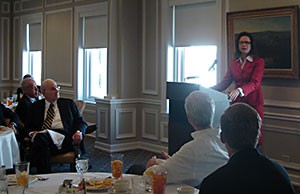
[229,89,241,101]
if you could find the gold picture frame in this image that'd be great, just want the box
[227,5,299,79]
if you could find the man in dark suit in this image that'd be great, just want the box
[15,78,39,160]
[16,78,39,128]
[199,103,295,194]
[26,79,87,173]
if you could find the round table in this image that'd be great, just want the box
[0,127,20,169]
[8,172,199,194]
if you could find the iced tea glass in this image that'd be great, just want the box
[14,161,30,194]
[110,153,124,179]
[151,171,167,194]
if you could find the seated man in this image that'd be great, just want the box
[199,103,295,194]
[16,78,40,160]
[26,79,87,173]
[135,91,229,187]
[16,74,41,102]
[16,77,39,128]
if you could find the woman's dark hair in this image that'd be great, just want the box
[234,31,256,58]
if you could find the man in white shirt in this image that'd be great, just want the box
[145,91,228,187]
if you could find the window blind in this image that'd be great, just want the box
[29,23,41,51]
[84,15,107,48]
[174,1,217,47]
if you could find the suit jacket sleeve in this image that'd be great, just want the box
[58,98,87,136]
[211,63,233,92]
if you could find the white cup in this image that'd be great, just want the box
[177,186,197,194]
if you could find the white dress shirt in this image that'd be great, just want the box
[147,128,229,187]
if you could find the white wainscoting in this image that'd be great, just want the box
[142,109,159,140]
[263,99,300,185]
[160,121,168,143]
[94,140,167,154]
[116,108,137,139]
[96,107,108,139]
[94,98,167,153]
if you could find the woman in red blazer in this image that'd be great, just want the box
[212,32,264,145]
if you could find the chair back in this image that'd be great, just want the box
[74,100,86,115]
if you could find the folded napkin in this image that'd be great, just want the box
[48,130,65,150]
[30,129,65,149]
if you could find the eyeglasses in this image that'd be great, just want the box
[239,41,251,45]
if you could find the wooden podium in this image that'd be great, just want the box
[167,82,229,155]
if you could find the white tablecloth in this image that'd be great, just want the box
[8,172,199,194]
[0,127,20,169]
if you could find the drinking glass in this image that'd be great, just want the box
[131,176,146,194]
[110,153,124,179]
[14,161,30,194]
[75,157,89,179]
[151,171,167,194]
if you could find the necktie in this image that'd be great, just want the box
[42,103,55,130]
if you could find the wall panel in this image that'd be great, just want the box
[116,108,136,139]
[142,0,158,95]
[14,1,20,13]
[160,121,168,143]
[2,1,10,13]
[142,109,158,140]
[21,0,43,11]
[1,17,9,81]
[45,0,73,7]
[97,107,108,139]
[13,17,21,81]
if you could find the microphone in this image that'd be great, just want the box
[208,59,218,71]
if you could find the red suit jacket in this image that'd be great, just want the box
[212,56,264,144]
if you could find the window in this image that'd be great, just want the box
[83,48,107,100]
[175,46,217,87]
[22,21,42,85]
[76,3,108,101]
[168,1,219,87]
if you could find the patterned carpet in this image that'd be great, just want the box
[52,136,160,173]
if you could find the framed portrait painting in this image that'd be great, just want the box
[227,5,299,79]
